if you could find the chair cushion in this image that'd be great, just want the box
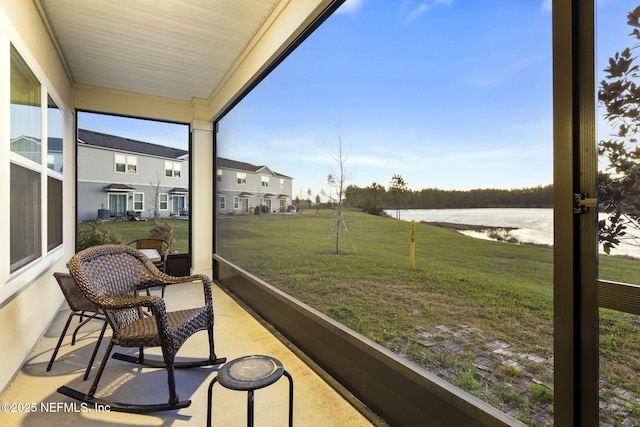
[114,306,209,348]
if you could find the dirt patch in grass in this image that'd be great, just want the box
[385,324,640,427]
[385,325,553,426]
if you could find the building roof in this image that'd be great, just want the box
[103,183,136,192]
[217,157,292,179]
[78,129,188,159]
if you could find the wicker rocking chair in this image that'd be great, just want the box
[58,244,226,413]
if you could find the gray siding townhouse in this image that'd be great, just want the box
[217,158,293,215]
[77,129,189,221]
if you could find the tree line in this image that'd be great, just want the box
[343,183,553,215]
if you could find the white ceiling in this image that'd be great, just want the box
[39,0,281,101]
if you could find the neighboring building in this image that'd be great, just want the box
[216,157,293,214]
[77,129,189,221]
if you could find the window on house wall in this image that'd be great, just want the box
[47,95,63,173]
[115,154,137,174]
[217,169,223,182]
[165,161,181,178]
[233,196,239,209]
[108,193,127,216]
[237,172,246,184]
[47,177,63,251]
[133,193,144,210]
[159,193,168,210]
[10,44,43,272]
[10,164,41,272]
[47,95,64,251]
[10,46,41,164]
[127,156,137,174]
[261,176,269,187]
[216,2,556,425]
[220,195,226,210]
[172,195,185,216]
[114,154,126,172]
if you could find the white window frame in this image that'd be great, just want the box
[165,161,181,178]
[9,44,44,275]
[132,192,144,211]
[115,153,137,174]
[159,193,169,210]
[237,172,246,185]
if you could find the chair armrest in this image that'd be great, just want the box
[143,272,212,292]
[96,294,162,311]
[176,274,213,306]
[128,260,213,307]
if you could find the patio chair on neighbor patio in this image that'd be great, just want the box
[46,272,108,381]
[58,244,226,413]
[127,238,169,297]
[127,238,169,272]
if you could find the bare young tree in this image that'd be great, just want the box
[389,174,410,220]
[149,172,164,220]
[330,137,355,254]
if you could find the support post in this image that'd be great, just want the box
[410,220,415,268]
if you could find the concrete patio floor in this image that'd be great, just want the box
[0,280,377,426]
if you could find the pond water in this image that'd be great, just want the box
[386,208,640,259]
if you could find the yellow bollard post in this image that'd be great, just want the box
[410,220,415,268]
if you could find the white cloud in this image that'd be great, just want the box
[540,0,552,14]
[405,4,429,23]
[336,0,365,15]
[403,0,452,25]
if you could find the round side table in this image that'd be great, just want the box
[207,355,293,427]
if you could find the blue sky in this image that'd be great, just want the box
[219,0,554,196]
[80,0,633,198]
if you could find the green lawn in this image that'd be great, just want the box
[216,209,640,426]
[218,210,556,347]
[77,218,189,253]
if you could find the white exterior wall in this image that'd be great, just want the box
[0,0,74,392]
